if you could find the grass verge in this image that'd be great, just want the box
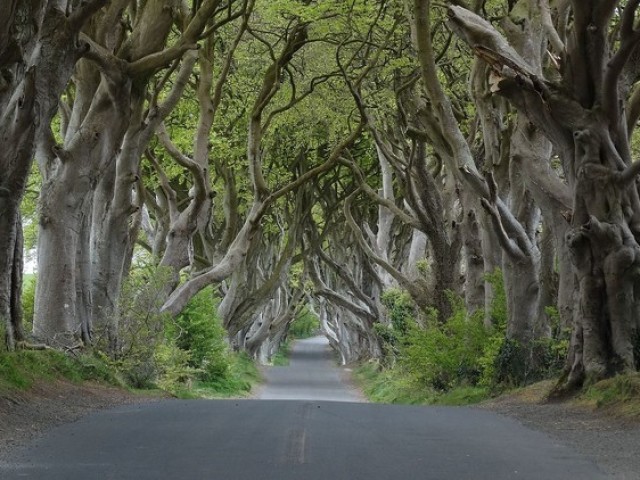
[577,373,640,420]
[271,341,291,367]
[0,349,122,392]
[354,362,490,406]
[0,349,261,401]
[171,352,261,399]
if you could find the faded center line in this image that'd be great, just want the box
[279,404,310,465]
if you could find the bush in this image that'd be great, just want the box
[381,289,415,334]
[110,265,182,389]
[370,269,573,399]
[22,275,36,333]
[399,294,489,391]
[289,309,320,339]
[480,274,569,388]
[171,287,231,382]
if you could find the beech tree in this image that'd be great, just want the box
[7,0,639,388]
[31,0,243,347]
[448,0,640,389]
[1,0,106,350]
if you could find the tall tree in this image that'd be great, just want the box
[33,0,232,346]
[0,0,106,350]
[449,0,640,389]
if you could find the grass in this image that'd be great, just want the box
[355,363,640,422]
[577,373,640,420]
[271,340,291,366]
[0,349,121,392]
[354,362,489,406]
[172,352,261,399]
[0,348,261,402]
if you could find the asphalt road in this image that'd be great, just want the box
[258,335,363,402]
[0,336,609,479]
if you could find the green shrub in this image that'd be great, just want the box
[485,268,507,329]
[191,352,260,398]
[289,309,320,339]
[154,343,198,393]
[480,276,569,388]
[22,275,36,333]
[399,294,489,391]
[381,289,415,334]
[110,265,178,389]
[171,287,231,382]
[378,289,417,364]
[272,340,291,366]
[371,269,570,398]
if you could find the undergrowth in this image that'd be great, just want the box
[271,340,291,366]
[361,269,569,406]
[579,373,640,420]
[354,363,489,406]
[7,266,261,399]
[172,353,260,399]
[0,349,121,392]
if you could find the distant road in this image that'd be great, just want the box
[0,336,608,479]
[257,335,363,402]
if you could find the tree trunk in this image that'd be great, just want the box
[0,2,100,348]
[461,201,485,315]
[1,210,26,350]
[34,169,95,344]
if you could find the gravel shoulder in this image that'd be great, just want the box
[481,384,640,480]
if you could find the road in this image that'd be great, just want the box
[258,336,362,402]
[0,336,608,479]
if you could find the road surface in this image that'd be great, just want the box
[258,335,362,402]
[0,336,608,479]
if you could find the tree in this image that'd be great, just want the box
[449,0,640,389]
[33,0,239,346]
[0,0,106,350]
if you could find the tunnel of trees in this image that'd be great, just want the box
[2,0,640,394]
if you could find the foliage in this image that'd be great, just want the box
[93,263,260,397]
[288,308,320,339]
[108,265,183,389]
[381,289,415,334]
[166,287,260,397]
[0,349,120,392]
[376,289,416,363]
[371,269,568,400]
[399,294,490,391]
[21,274,36,333]
[179,353,260,399]
[480,277,569,388]
[271,340,291,366]
[354,362,488,406]
[171,288,231,382]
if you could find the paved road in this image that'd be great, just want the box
[258,335,362,402]
[0,336,608,479]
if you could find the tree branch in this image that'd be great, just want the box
[68,0,109,31]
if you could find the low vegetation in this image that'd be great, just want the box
[357,271,570,407]
[0,268,260,400]
[579,374,640,420]
[288,309,320,339]
[0,349,120,392]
